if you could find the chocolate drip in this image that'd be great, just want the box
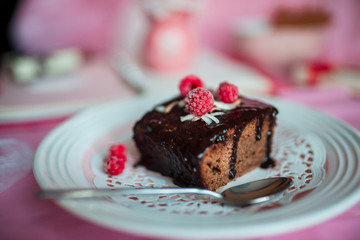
[255,113,265,140]
[261,109,278,168]
[229,126,242,179]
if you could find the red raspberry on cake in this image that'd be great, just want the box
[217,82,239,103]
[179,75,204,97]
[105,156,126,175]
[185,87,214,116]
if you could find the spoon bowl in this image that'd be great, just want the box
[37,177,293,206]
[221,177,293,205]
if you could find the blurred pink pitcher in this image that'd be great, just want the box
[142,11,197,72]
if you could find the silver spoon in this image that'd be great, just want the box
[37,177,292,206]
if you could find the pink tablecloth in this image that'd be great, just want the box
[0,85,359,240]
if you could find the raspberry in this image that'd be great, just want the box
[179,75,204,97]
[185,87,214,116]
[217,82,239,103]
[105,143,127,175]
[105,155,126,175]
[108,144,126,158]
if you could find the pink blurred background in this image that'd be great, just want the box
[11,0,360,67]
[1,2,360,240]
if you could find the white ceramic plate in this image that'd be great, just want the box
[33,94,360,239]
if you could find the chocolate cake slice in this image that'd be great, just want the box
[133,95,278,191]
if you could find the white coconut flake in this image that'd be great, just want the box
[211,112,225,116]
[191,116,201,122]
[179,99,239,125]
[180,112,225,125]
[200,115,212,125]
[164,101,179,113]
[214,99,241,110]
[205,113,220,124]
[180,114,196,122]
[155,100,185,114]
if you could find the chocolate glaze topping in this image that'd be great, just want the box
[133,95,278,187]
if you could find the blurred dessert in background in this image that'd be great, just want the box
[292,61,360,97]
[271,6,331,27]
[2,48,84,84]
[232,6,331,75]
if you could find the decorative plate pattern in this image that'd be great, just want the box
[34,95,360,239]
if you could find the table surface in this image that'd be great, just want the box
[1,73,360,240]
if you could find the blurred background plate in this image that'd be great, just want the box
[0,50,272,123]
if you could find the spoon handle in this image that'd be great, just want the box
[36,187,223,200]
